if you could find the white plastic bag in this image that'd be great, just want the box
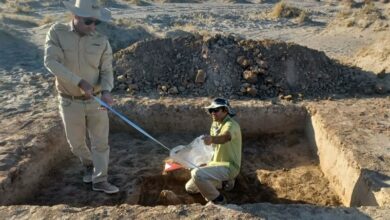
[170,135,214,169]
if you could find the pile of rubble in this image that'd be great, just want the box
[113,34,386,100]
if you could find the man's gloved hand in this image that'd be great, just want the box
[78,79,93,98]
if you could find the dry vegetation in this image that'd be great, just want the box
[114,17,138,27]
[331,1,388,29]
[269,1,310,23]
[39,15,54,26]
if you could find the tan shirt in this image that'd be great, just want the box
[44,22,113,96]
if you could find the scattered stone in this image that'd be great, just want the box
[236,56,250,68]
[128,84,139,91]
[168,86,179,94]
[246,87,257,96]
[117,75,126,82]
[113,36,382,99]
[243,70,258,83]
[283,95,293,101]
[374,82,387,94]
[118,83,128,90]
[259,60,268,69]
[195,69,206,83]
[161,85,168,92]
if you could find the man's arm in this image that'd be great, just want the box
[99,40,114,93]
[203,132,231,145]
[44,24,82,87]
[98,40,114,105]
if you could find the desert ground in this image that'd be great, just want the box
[0,0,389,219]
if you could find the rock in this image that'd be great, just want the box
[242,83,251,88]
[128,84,139,91]
[118,83,128,90]
[258,68,267,75]
[195,69,206,83]
[283,95,293,101]
[265,77,274,84]
[374,83,387,94]
[246,87,257,96]
[161,85,168,92]
[255,58,262,65]
[259,60,268,69]
[243,70,258,83]
[117,75,126,82]
[236,56,250,68]
[253,48,261,56]
[168,86,179,94]
[158,190,181,205]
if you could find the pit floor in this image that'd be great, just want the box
[23,132,341,207]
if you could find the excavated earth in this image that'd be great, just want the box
[113,35,386,99]
[1,9,390,219]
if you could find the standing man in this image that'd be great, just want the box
[185,98,242,205]
[44,0,118,194]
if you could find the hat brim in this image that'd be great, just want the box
[63,1,112,22]
[205,103,225,109]
[204,104,236,116]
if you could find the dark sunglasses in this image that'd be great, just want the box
[208,107,223,114]
[83,18,101,26]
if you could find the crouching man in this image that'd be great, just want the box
[185,98,242,205]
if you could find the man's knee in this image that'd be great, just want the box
[191,168,205,182]
[185,179,199,194]
[91,140,109,152]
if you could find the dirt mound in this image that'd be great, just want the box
[114,34,385,99]
[97,23,154,53]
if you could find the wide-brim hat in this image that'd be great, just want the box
[205,98,236,116]
[63,0,111,22]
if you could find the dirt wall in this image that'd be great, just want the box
[110,98,307,136]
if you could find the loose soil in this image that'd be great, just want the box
[24,132,341,207]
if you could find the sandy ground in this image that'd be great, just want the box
[0,0,389,219]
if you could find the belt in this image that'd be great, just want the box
[59,93,100,101]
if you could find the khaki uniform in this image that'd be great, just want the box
[44,22,113,183]
[185,116,242,201]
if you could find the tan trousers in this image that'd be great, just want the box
[59,96,110,183]
[185,166,230,201]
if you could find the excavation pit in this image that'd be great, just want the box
[2,97,389,209]
[21,131,341,207]
[6,99,376,208]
